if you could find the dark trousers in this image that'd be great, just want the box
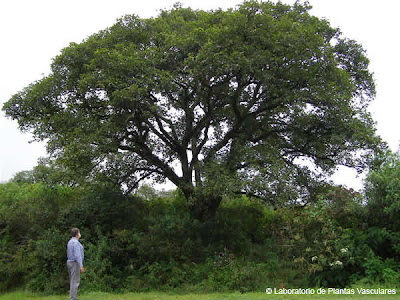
[67,262,80,300]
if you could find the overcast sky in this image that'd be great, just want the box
[1,0,399,190]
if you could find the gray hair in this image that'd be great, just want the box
[71,228,80,237]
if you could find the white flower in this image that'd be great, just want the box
[330,260,343,267]
[341,248,348,254]
[312,256,318,262]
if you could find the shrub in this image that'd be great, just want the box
[1,176,398,293]
[26,228,69,294]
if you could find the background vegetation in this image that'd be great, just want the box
[1,150,400,295]
[0,1,397,297]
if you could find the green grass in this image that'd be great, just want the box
[1,290,399,300]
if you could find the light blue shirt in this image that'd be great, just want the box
[67,237,84,267]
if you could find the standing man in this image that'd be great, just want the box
[67,228,84,300]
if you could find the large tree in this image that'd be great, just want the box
[3,1,380,219]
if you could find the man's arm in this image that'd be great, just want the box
[74,242,84,269]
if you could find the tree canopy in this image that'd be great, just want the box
[3,1,381,218]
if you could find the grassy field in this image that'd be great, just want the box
[0,290,399,300]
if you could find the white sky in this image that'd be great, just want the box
[1,0,399,190]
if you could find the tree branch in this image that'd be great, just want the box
[118,143,182,188]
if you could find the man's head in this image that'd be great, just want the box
[71,228,81,239]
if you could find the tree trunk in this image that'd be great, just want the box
[188,190,222,222]
[178,178,222,221]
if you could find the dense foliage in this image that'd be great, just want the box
[1,151,400,294]
[0,0,393,295]
[2,1,380,219]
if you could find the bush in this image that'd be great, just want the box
[1,176,399,293]
[27,228,69,293]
